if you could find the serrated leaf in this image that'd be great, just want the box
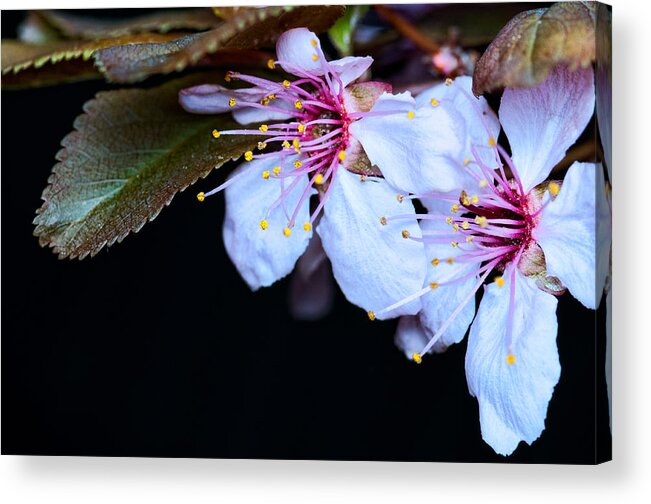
[472,1,596,95]
[94,5,345,83]
[329,5,369,57]
[1,33,180,88]
[33,73,261,259]
[36,8,220,40]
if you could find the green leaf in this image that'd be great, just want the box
[472,1,596,95]
[1,33,181,88]
[94,5,345,83]
[34,8,220,40]
[329,5,369,57]
[33,73,261,259]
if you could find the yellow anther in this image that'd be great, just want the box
[396,194,404,203]
[445,216,453,225]
[380,216,388,226]
[260,97,270,106]
[273,167,281,176]
[224,72,232,82]
[258,142,267,150]
[311,39,318,47]
[260,219,268,230]
[451,241,459,248]
[283,227,292,237]
[359,175,367,182]
[303,222,312,232]
[338,151,346,162]
[548,181,560,197]
[429,282,439,290]
[453,223,460,232]
[294,100,303,109]
[445,78,453,86]
[430,98,439,107]
[367,310,376,321]
[259,124,269,132]
[466,235,474,243]
[314,173,325,185]
[212,129,221,138]
[461,221,470,230]
[267,58,276,69]
[294,160,303,168]
[298,124,306,133]
[262,171,270,180]
[471,195,479,204]
[488,137,496,147]
[282,140,290,149]
[506,353,517,365]
[446,257,454,265]
[494,276,505,287]
[431,258,440,266]
[196,192,205,202]
[229,97,237,107]
[412,352,422,364]
[479,179,488,188]
[451,204,459,213]
[460,190,470,206]
[463,157,471,165]
[401,230,410,239]
[475,216,488,228]
[268,94,276,100]
[407,111,415,119]
[282,80,291,88]
[292,138,300,149]
[312,53,319,61]
[244,151,253,161]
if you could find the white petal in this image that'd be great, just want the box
[317,169,427,319]
[222,156,313,290]
[232,101,294,125]
[288,234,334,321]
[394,316,431,359]
[500,65,595,191]
[276,27,324,75]
[466,272,560,455]
[179,84,266,115]
[534,162,608,309]
[350,92,466,194]
[419,218,479,352]
[416,76,500,187]
[329,56,373,87]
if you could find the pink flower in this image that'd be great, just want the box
[376,66,609,454]
[179,28,473,318]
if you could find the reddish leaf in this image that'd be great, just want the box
[472,1,596,95]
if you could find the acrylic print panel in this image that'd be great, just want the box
[1,2,612,463]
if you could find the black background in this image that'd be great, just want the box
[1,8,611,463]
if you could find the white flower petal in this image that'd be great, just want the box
[232,101,294,125]
[499,65,595,191]
[179,84,266,115]
[350,92,466,194]
[223,156,313,290]
[394,315,431,360]
[419,218,479,352]
[534,162,608,309]
[416,76,500,187]
[288,234,334,321]
[317,169,427,319]
[466,271,560,456]
[276,27,324,75]
[329,55,373,87]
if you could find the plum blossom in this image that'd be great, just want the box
[374,65,609,455]
[179,28,470,319]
